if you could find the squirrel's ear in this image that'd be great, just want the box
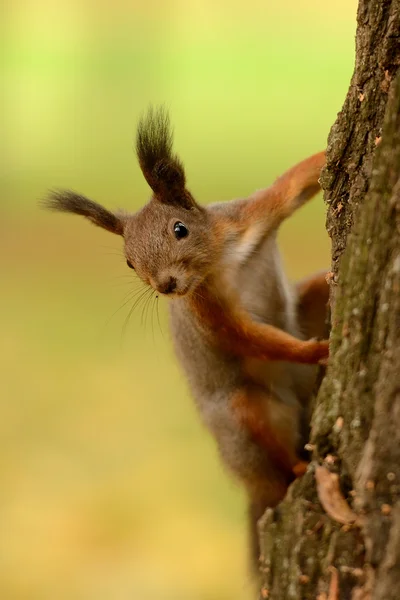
[136,106,196,209]
[43,190,124,235]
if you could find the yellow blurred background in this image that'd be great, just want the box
[2,1,356,598]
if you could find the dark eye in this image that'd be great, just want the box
[126,259,135,270]
[173,221,188,240]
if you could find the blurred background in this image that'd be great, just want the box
[2,1,357,598]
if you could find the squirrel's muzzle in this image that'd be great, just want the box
[157,276,177,295]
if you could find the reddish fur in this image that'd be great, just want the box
[184,154,329,517]
[296,271,330,339]
[241,151,326,228]
[187,153,329,368]
[231,388,299,475]
[189,284,329,364]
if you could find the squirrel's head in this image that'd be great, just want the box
[45,107,217,297]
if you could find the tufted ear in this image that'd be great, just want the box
[136,106,196,210]
[43,190,124,235]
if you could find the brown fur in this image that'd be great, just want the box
[296,271,330,340]
[231,386,301,474]
[188,282,328,363]
[45,106,330,575]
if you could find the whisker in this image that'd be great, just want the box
[120,286,151,342]
[149,292,155,346]
[106,276,143,289]
[104,286,145,327]
[149,293,160,362]
[143,290,151,330]
[148,290,157,342]
[141,288,153,328]
[110,279,145,290]
[192,287,207,303]
[156,295,165,339]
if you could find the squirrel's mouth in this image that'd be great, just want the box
[157,283,191,298]
[152,274,201,298]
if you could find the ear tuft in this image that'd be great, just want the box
[136,106,194,209]
[43,190,124,235]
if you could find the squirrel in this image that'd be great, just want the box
[45,106,329,572]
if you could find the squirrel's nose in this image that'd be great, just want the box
[157,276,177,295]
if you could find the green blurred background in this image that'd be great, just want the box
[1,1,356,598]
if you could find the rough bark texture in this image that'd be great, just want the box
[321,0,400,294]
[258,1,400,598]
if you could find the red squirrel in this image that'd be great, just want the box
[45,107,329,570]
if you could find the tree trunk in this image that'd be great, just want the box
[258,1,400,598]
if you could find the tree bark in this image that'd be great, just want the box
[258,1,400,598]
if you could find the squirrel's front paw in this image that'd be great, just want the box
[316,340,329,365]
[305,339,329,364]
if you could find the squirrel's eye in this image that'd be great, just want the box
[126,259,135,270]
[173,221,188,240]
